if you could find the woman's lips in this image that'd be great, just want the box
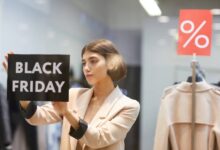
[85,74,93,78]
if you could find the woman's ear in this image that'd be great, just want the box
[107,61,115,71]
[107,54,120,72]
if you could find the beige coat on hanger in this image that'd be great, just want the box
[25,86,140,150]
[154,81,220,150]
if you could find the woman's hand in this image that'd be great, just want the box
[2,51,31,108]
[52,102,69,116]
[2,51,14,72]
[53,102,80,129]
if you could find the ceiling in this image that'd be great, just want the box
[158,0,220,16]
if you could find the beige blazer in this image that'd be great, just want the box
[154,81,220,150]
[26,86,140,150]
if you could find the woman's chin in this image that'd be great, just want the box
[86,80,96,86]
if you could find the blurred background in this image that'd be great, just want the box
[0,0,220,150]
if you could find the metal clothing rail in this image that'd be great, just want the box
[191,53,197,150]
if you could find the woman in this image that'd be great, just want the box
[3,39,140,150]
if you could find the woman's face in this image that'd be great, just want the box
[82,51,109,85]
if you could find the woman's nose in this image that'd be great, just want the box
[84,63,90,72]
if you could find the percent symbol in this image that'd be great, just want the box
[180,20,209,48]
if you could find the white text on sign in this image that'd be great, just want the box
[15,62,62,74]
[12,62,65,93]
[12,80,65,93]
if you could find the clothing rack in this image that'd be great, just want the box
[191,53,197,150]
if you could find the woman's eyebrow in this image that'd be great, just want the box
[89,56,98,60]
[82,56,98,62]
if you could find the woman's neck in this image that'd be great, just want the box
[93,77,115,99]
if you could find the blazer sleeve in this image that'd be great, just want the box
[25,88,83,125]
[25,102,62,125]
[79,100,140,149]
[153,100,170,150]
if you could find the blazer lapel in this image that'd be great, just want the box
[76,88,94,118]
[74,86,123,126]
[90,86,123,126]
[69,88,93,150]
[78,87,123,150]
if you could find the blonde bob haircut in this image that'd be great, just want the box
[81,39,127,82]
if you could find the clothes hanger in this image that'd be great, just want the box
[186,62,205,83]
[186,74,203,82]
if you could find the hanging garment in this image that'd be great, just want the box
[12,123,28,150]
[0,84,12,149]
[154,81,220,150]
[47,123,62,150]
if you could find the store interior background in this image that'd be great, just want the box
[0,0,220,149]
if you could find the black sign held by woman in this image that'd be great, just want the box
[7,54,70,101]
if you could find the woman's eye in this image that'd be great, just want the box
[90,59,97,64]
[82,62,86,66]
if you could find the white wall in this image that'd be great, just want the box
[141,16,220,150]
[70,0,107,25]
[105,0,146,30]
[106,29,141,66]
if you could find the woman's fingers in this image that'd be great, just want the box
[9,51,14,54]
[2,61,8,72]
[3,53,9,72]
[5,51,14,60]
[3,51,14,72]
[5,53,8,60]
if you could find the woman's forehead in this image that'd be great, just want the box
[82,51,103,60]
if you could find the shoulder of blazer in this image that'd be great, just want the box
[160,85,176,100]
[118,95,140,111]
[212,86,220,96]
[116,95,140,120]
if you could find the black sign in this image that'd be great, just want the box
[7,54,70,101]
